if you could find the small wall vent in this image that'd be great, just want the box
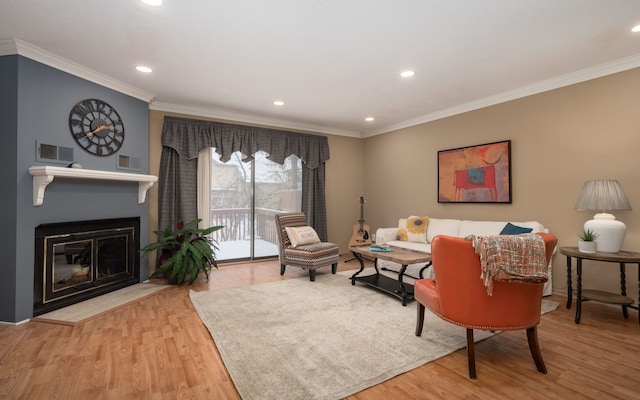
[36,142,74,164]
[117,154,142,171]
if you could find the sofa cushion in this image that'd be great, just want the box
[458,221,510,237]
[458,220,544,238]
[500,222,534,235]
[396,216,429,243]
[426,218,461,243]
[385,240,431,253]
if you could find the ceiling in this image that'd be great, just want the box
[1,1,640,137]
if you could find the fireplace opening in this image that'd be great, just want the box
[34,217,140,316]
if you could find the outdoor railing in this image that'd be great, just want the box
[210,208,281,245]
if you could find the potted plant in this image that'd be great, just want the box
[578,228,598,253]
[141,218,224,284]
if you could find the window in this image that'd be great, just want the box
[208,150,302,261]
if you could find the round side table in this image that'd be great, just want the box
[560,247,640,325]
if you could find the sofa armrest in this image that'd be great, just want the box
[375,227,397,244]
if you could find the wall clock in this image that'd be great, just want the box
[68,99,125,156]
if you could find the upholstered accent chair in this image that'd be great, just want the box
[274,212,339,281]
[414,232,557,379]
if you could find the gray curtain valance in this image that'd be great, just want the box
[161,116,330,168]
[158,116,330,242]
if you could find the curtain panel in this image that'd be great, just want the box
[158,116,331,240]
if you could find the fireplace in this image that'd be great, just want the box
[34,217,140,316]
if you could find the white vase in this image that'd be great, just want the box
[584,213,626,253]
[578,240,597,253]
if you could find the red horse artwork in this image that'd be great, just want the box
[438,141,511,203]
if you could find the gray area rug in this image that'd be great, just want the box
[190,270,558,400]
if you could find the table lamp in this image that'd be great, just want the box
[574,180,632,253]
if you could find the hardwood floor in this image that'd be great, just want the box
[1,255,639,399]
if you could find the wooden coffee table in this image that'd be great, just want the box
[348,245,432,306]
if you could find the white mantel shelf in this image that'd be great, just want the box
[29,166,158,206]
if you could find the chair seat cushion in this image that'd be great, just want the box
[284,242,339,268]
[285,242,339,257]
[414,279,441,315]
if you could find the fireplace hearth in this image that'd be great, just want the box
[34,217,140,316]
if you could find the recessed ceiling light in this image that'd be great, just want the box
[136,66,153,73]
[400,70,415,78]
[141,0,163,6]
[273,100,285,106]
[365,117,374,122]
[632,24,640,33]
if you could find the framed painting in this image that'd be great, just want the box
[437,140,511,203]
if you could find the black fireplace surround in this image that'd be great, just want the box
[34,217,140,316]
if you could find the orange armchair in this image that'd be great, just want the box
[414,233,557,379]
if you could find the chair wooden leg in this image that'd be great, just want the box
[467,329,477,379]
[415,303,425,336]
[309,269,316,281]
[331,263,337,274]
[527,326,547,374]
[280,264,286,276]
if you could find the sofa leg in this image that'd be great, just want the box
[331,263,337,274]
[415,303,425,336]
[280,264,286,276]
[309,269,316,281]
[527,326,547,374]
[467,329,477,379]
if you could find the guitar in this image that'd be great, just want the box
[349,196,372,246]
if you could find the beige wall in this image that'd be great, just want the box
[147,67,639,300]
[364,68,640,300]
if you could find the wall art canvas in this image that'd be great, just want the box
[438,140,511,203]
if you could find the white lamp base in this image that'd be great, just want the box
[584,213,626,253]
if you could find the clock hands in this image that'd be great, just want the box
[86,124,115,137]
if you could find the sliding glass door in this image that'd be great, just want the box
[209,150,302,262]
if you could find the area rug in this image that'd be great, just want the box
[33,283,172,326]
[190,270,558,400]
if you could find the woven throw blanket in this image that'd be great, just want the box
[467,233,548,295]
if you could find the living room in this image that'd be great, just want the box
[1,2,639,398]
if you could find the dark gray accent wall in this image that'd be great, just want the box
[0,55,19,323]
[1,55,151,323]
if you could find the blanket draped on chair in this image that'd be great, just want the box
[467,233,548,295]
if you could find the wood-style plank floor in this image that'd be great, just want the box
[1,255,639,399]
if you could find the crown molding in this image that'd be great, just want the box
[0,38,19,56]
[4,38,639,139]
[0,38,154,102]
[149,101,362,138]
[365,53,640,137]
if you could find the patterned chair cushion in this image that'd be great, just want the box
[284,242,340,268]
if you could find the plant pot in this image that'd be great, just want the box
[578,240,597,253]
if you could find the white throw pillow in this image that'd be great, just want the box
[285,226,321,247]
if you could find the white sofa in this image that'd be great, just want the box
[374,218,554,296]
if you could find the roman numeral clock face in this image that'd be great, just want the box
[69,99,125,156]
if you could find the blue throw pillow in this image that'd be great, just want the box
[500,222,533,235]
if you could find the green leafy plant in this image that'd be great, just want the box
[578,228,598,242]
[141,219,223,284]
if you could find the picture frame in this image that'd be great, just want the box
[437,140,511,203]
